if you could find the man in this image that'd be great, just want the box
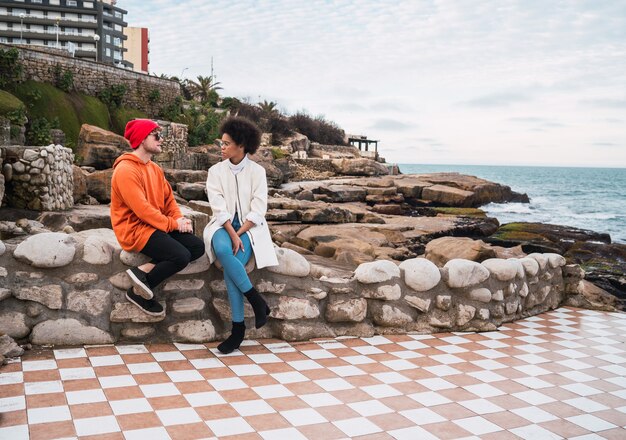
[111,119,205,316]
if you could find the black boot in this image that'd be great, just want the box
[218,321,245,354]
[243,287,271,329]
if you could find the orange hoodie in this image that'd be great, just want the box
[110,153,182,252]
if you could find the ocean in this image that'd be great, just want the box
[398,164,626,244]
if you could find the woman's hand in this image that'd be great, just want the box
[177,217,193,233]
[230,233,245,255]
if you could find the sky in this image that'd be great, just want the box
[123,0,626,167]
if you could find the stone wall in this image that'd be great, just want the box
[152,120,190,169]
[1,145,73,210]
[0,229,586,346]
[3,43,180,117]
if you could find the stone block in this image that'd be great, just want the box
[457,304,476,326]
[168,320,216,343]
[273,297,320,320]
[405,295,431,313]
[110,302,166,323]
[266,247,311,277]
[443,259,490,288]
[519,257,540,277]
[372,304,413,327]
[325,298,367,322]
[436,295,452,311]
[172,297,206,314]
[399,258,441,292]
[212,297,253,321]
[361,284,401,301]
[65,272,99,287]
[15,285,63,309]
[67,289,110,316]
[354,260,400,284]
[481,259,520,281]
[178,254,211,275]
[83,236,115,265]
[121,326,156,339]
[163,279,205,293]
[30,319,113,345]
[546,253,566,268]
[0,311,30,338]
[14,233,76,268]
[469,288,492,303]
[256,279,287,294]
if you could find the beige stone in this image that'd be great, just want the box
[405,295,431,313]
[425,237,496,266]
[362,284,401,301]
[110,302,166,323]
[168,320,216,343]
[469,288,492,303]
[399,258,441,291]
[354,260,400,284]
[519,257,540,277]
[325,298,367,322]
[15,285,63,309]
[163,279,205,293]
[14,233,76,268]
[372,304,413,327]
[0,311,30,338]
[67,289,110,315]
[492,290,504,301]
[212,297,254,321]
[172,297,206,314]
[178,254,211,274]
[273,297,320,320]
[457,304,476,326]
[66,272,99,287]
[31,319,113,345]
[443,259,490,288]
[122,326,156,339]
[481,259,519,281]
[436,295,452,311]
[256,279,287,294]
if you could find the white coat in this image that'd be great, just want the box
[202,158,278,269]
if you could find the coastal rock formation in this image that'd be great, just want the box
[75,124,130,170]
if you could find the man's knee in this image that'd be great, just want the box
[190,238,205,261]
[173,248,192,269]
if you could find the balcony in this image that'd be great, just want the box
[0,11,98,26]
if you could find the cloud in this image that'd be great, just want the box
[368,119,414,131]
[463,92,532,107]
[581,98,626,108]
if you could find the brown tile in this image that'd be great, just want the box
[23,370,61,382]
[220,388,261,402]
[147,395,190,410]
[241,375,279,387]
[160,360,195,372]
[317,358,349,368]
[431,402,476,420]
[423,420,473,439]
[284,381,324,395]
[70,401,113,419]
[316,404,360,421]
[147,343,178,353]
[490,380,531,394]
[600,427,626,440]
[483,410,531,429]
[0,362,23,373]
[182,350,214,360]
[165,422,214,440]
[380,395,420,412]
[481,429,524,440]
[29,420,76,440]
[592,408,626,426]
[85,346,119,356]
[0,383,26,397]
[355,433,394,440]
[443,374,482,387]
[195,403,238,421]
[358,363,393,374]
[133,372,171,385]
[0,409,27,427]
[104,386,144,401]
[94,365,130,377]
[116,411,162,431]
[439,387,479,402]
[26,392,68,408]
[267,396,309,411]
[276,352,308,362]
[121,353,155,364]
[63,378,101,391]
[200,367,235,380]
[56,357,91,369]
[174,381,213,394]
[488,394,530,410]
[369,412,415,431]
[258,362,294,373]
[297,421,348,439]
[80,433,124,440]
[246,413,290,431]
[302,369,337,380]
[331,388,372,404]
[344,375,381,387]
[539,418,591,438]
[219,356,255,366]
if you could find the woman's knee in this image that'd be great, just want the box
[172,248,192,269]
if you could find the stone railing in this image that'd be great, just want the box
[1,145,74,210]
[0,228,586,346]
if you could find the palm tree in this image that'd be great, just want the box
[186,75,222,105]
[258,100,279,116]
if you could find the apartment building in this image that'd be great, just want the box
[0,0,132,68]
[123,26,148,73]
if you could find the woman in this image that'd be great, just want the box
[203,117,278,354]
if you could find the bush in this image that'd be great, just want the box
[97,84,128,109]
[148,89,161,104]
[271,147,287,159]
[26,117,53,145]
[289,112,346,145]
[187,109,225,147]
[53,64,74,92]
[0,90,25,116]
[0,47,23,89]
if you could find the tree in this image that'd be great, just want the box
[258,100,279,116]
[186,75,222,106]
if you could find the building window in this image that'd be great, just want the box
[49,0,60,5]
[66,0,77,6]
[113,37,121,47]
[0,37,8,43]
[83,1,93,8]
[113,50,121,60]
[105,48,111,57]
[105,34,110,43]
[32,0,43,3]
[114,11,122,18]
[12,8,27,16]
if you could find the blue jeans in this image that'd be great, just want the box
[211,215,253,322]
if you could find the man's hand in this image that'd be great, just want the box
[231,234,245,255]
[177,217,193,233]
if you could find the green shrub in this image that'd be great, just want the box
[270,147,287,159]
[148,89,161,104]
[53,64,74,92]
[26,117,53,145]
[0,47,23,89]
[188,109,225,147]
[97,84,128,109]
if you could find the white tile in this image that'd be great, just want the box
[343,355,376,365]
[512,390,556,405]
[90,354,124,367]
[280,408,327,426]
[417,378,457,391]
[435,344,468,354]
[110,398,153,415]
[232,399,276,416]
[166,369,205,382]
[513,365,551,377]
[603,364,626,376]
[54,348,87,359]
[423,365,462,377]
[316,341,346,350]
[66,388,107,405]
[0,371,23,385]
[362,384,402,398]
[184,391,226,407]
[301,349,335,360]
[27,405,71,424]
[430,354,465,364]
[606,376,626,387]
[271,371,308,384]
[515,354,550,364]
[59,367,95,380]
[333,417,382,437]
[348,400,393,416]
[0,396,26,412]
[74,415,121,436]
[22,359,57,371]
[362,336,393,345]
[127,362,163,374]
[314,378,354,392]
[248,353,282,364]
[372,372,410,384]
[453,416,503,435]
[391,350,423,360]
[514,377,553,389]
[475,349,508,359]
[140,383,181,398]
[156,407,201,426]
[122,426,172,440]
[299,392,342,407]
[206,417,254,437]
[597,354,626,364]
[264,342,296,353]
[400,408,446,425]
[381,359,418,371]
[561,383,602,397]
[98,375,137,389]
[397,340,429,350]
[408,391,452,406]
[556,359,593,370]
[329,365,365,377]
[0,425,29,440]
[189,358,224,369]
[389,425,440,440]
[240,340,260,346]
[512,406,559,423]
[116,344,150,354]
[477,339,510,349]
[566,414,617,431]
[253,384,294,399]
[209,347,244,357]
[471,359,507,370]
[556,349,589,359]
[173,343,206,351]
[463,383,506,398]
[152,351,186,361]
[229,364,266,376]
[208,377,247,391]
[441,336,473,344]
[481,331,511,340]
[259,427,308,440]
[24,380,63,395]
[287,360,323,370]
[459,398,504,415]
[352,345,385,355]
[467,371,507,383]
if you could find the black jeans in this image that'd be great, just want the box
[140,230,205,288]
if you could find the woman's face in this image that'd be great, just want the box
[220,133,245,162]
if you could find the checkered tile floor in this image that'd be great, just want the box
[1,307,626,440]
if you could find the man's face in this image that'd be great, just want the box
[141,130,163,154]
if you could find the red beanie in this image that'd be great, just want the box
[124,119,160,149]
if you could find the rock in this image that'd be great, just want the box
[177,182,206,201]
[528,253,549,271]
[31,319,114,345]
[505,300,519,314]
[0,240,5,256]
[0,267,6,278]
[38,205,113,232]
[85,169,114,203]
[0,334,24,358]
[519,257,540,277]
[212,297,254,321]
[120,250,150,267]
[110,302,166,323]
[425,237,497,266]
[372,304,413,327]
[308,288,327,300]
[492,290,504,301]
[164,169,208,185]
[109,271,132,290]
[276,321,335,342]
[0,311,30,338]
[331,158,390,176]
[266,247,311,277]
[405,295,431,312]
[188,200,212,217]
[318,185,367,202]
[172,297,206,314]
[481,259,520,281]
[256,280,287,294]
[443,259,490,288]
[66,272,99,287]
[72,165,89,202]
[469,288,492,303]
[75,124,130,169]
[422,184,474,207]
[122,326,156,339]
[354,260,400,284]
[546,253,566,268]
[83,236,116,265]
[0,288,10,301]
[13,233,76,268]
[15,285,63,309]
[163,279,205,293]
[325,298,367,322]
[436,295,452,311]
[457,304,476,326]
[273,297,320,320]
[67,289,110,315]
[362,284,401,301]
[178,254,211,274]
[519,283,529,297]
[399,258,441,291]
[492,245,526,259]
[430,314,452,329]
[168,320,216,342]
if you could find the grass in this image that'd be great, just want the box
[0,90,25,115]
[111,107,149,135]
[70,93,110,131]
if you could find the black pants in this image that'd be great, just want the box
[140,230,205,288]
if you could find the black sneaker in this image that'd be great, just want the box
[125,287,164,317]
[126,267,153,299]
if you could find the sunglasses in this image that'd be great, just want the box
[151,132,163,141]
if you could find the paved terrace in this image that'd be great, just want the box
[1,307,625,440]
